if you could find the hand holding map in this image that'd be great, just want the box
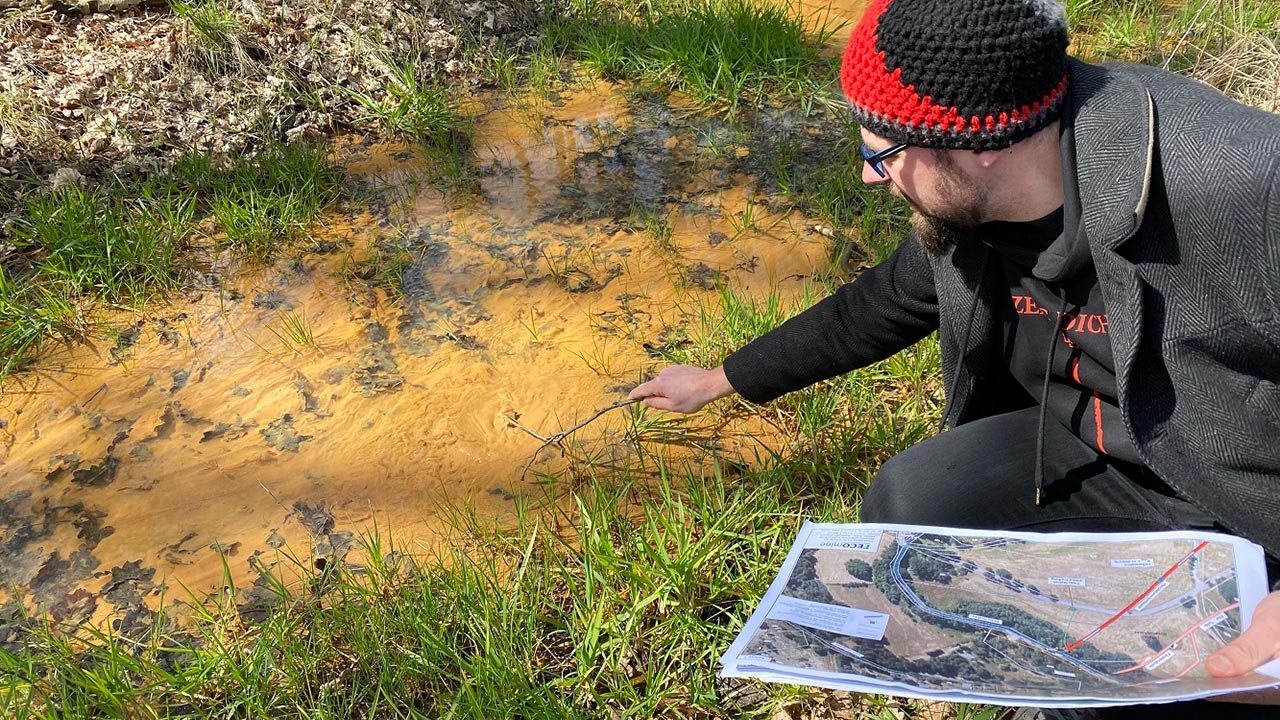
[1204,589,1280,704]
[720,523,1280,708]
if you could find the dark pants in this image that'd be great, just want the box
[860,407,1276,719]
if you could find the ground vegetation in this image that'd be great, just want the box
[0,0,1275,717]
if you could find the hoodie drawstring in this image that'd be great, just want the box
[1035,292,1071,507]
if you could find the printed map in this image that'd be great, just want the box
[723,524,1279,704]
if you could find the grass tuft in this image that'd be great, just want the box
[545,0,839,113]
[346,56,464,146]
[0,141,342,379]
[267,308,320,354]
[181,142,342,258]
[13,185,193,305]
[173,0,256,74]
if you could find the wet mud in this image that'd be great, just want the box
[0,77,866,630]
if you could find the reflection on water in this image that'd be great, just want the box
[0,80,860,632]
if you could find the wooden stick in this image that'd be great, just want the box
[514,398,642,480]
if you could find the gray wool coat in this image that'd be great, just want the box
[934,59,1280,559]
[724,58,1280,560]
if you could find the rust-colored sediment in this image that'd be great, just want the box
[0,80,853,627]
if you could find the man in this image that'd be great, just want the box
[628,0,1280,715]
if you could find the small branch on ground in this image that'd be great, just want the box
[507,398,642,480]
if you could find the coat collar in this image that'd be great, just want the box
[1066,60,1156,251]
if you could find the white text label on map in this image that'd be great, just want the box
[1110,558,1155,568]
[769,595,889,641]
[1048,576,1087,587]
[968,614,1004,625]
[806,527,882,554]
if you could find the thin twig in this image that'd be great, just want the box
[504,414,551,443]
[515,398,642,481]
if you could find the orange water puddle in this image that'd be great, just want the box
[0,77,862,629]
[797,0,868,47]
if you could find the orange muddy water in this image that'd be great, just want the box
[0,6,873,630]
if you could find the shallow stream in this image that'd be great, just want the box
[0,13,874,632]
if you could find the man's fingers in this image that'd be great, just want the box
[644,397,678,412]
[628,370,679,401]
[1209,633,1273,676]
[1208,592,1280,677]
[627,364,730,414]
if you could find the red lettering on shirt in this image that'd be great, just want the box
[1051,310,1110,335]
[1013,296,1049,315]
[1012,299,1108,334]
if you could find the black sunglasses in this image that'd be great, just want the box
[860,142,908,177]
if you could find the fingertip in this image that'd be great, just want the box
[1207,653,1236,677]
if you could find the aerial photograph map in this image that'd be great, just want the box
[721,522,1280,706]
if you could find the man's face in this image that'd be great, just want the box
[859,128,987,255]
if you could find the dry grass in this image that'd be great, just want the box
[1183,21,1280,112]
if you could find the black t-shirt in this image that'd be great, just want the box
[985,207,1140,464]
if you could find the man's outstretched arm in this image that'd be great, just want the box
[629,238,941,414]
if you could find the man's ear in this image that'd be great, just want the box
[969,148,1006,170]
[944,147,1002,176]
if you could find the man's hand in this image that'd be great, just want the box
[628,365,735,413]
[1206,589,1280,704]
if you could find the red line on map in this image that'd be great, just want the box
[1176,632,1201,679]
[1066,540,1209,652]
[1114,601,1239,674]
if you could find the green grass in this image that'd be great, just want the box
[12,185,194,305]
[2,469,983,719]
[0,142,342,378]
[267,308,320,354]
[635,202,677,254]
[345,56,464,146]
[338,238,416,301]
[175,142,342,257]
[0,276,83,378]
[536,0,839,113]
[653,281,943,479]
[1,1,1269,718]
[1067,0,1279,99]
[173,0,254,74]
[1,183,195,375]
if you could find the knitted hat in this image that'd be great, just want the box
[841,0,1070,150]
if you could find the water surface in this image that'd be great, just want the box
[0,77,865,632]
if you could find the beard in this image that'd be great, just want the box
[911,212,977,256]
[898,153,985,256]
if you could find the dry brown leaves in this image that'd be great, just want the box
[0,0,530,182]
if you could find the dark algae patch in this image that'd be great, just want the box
[260,415,313,452]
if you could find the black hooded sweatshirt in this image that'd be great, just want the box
[986,206,1140,465]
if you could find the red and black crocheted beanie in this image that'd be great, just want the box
[841,0,1070,150]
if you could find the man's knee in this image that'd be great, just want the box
[860,444,999,527]
[859,452,925,524]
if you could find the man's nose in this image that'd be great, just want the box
[862,162,890,185]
